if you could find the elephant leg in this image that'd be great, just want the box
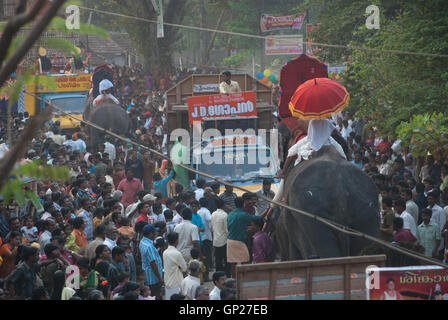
[275,210,291,261]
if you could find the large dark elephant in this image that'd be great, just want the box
[273,145,380,261]
[86,101,132,149]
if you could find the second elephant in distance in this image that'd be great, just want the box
[86,101,132,149]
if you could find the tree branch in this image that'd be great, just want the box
[0,0,67,88]
[0,0,47,64]
[0,107,51,190]
[204,9,226,65]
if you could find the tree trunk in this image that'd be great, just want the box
[155,0,188,74]
[199,0,207,66]
[115,0,188,75]
[204,8,225,65]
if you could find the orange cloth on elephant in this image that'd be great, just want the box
[226,239,250,263]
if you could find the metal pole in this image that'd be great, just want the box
[252,55,255,78]
[259,0,265,70]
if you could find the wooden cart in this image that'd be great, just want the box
[236,255,386,300]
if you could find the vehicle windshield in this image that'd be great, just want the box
[196,147,277,182]
[50,96,85,114]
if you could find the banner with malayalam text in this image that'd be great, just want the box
[187,91,257,125]
[260,13,306,33]
[367,266,448,300]
[265,36,303,55]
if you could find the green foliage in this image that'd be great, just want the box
[1,15,107,108]
[42,37,78,56]
[0,67,57,111]
[47,17,109,39]
[6,34,26,61]
[396,112,448,161]
[0,161,70,208]
[221,49,253,68]
[291,0,448,162]
[344,1,448,139]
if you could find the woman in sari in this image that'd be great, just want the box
[74,257,105,299]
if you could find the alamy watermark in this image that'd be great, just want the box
[66,5,80,30]
[365,265,380,290]
[365,5,380,30]
[170,125,279,171]
[65,265,80,289]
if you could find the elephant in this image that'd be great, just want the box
[86,100,132,149]
[83,95,94,121]
[272,145,380,261]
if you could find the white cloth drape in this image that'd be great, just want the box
[308,119,336,152]
[287,119,346,167]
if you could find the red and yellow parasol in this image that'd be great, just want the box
[289,78,350,120]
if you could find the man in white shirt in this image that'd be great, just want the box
[163,232,187,300]
[74,134,87,154]
[401,189,419,225]
[51,129,66,145]
[166,199,180,224]
[219,71,241,94]
[180,260,201,300]
[39,219,56,255]
[173,203,185,225]
[103,224,118,251]
[211,199,229,275]
[209,271,227,300]
[427,190,446,251]
[394,199,417,237]
[173,208,200,263]
[104,136,116,162]
[64,138,79,152]
[194,178,206,201]
[41,201,56,221]
[198,198,212,282]
[340,120,352,140]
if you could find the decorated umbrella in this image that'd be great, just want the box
[288,78,350,120]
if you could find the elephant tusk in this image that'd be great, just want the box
[307,190,313,197]
[270,179,284,208]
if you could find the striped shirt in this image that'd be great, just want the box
[219,192,237,210]
[139,237,163,285]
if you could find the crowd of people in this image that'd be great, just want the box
[0,64,277,301]
[334,115,448,260]
[1,62,448,301]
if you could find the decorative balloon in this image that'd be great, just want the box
[268,74,276,82]
[261,77,269,85]
[263,69,271,77]
[257,72,264,80]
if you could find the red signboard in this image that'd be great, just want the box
[367,266,448,300]
[187,91,257,125]
[260,13,306,33]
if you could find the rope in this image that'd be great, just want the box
[26,91,448,268]
[77,5,448,59]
